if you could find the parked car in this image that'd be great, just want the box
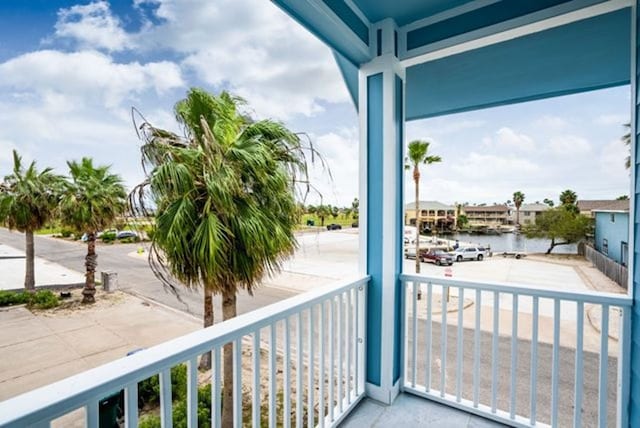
[116,230,138,239]
[326,224,342,231]
[421,249,455,266]
[351,221,358,228]
[452,247,487,262]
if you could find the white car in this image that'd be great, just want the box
[452,247,488,262]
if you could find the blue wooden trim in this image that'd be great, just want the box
[393,74,403,383]
[406,0,573,50]
[366,73,384,386]
[322,0,369,45]
[630,3,640,424]
[405,9,630,121]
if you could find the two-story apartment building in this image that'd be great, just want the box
[404,201,456,231]
[463,204,511,227]
[519,203,550,225]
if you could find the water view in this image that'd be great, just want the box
[445,232,577,254]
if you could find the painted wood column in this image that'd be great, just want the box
[359,18,405,404]
[629,3,640,427]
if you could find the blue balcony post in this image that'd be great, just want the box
[358,18,405,404]
[630,3,639,426]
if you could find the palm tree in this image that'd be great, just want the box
[129,89,311,426]
[0,151,63,291]
[60,158,126,304]
[623,122,631,169]
[405,140,442,275]
[512,191,525,226]
[316,204,330,226]
[559,189,579,215]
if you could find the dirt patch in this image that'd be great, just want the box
[31,289,127,316]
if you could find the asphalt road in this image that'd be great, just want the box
[0,228,296,322]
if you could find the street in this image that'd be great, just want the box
[0,228,297,322]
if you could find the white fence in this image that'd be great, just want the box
[401,273,632,428]
[0,276,368,428]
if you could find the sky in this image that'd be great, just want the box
[0,0,631,208]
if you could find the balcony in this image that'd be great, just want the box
[0,272,629,427]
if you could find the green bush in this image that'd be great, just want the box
[0,290,59,309]
[0,290,30,306]
[29,290,59,309]
[138,364,188,408]
[60,228,74,238]
[101,231,117,243]
[138,383,213,428]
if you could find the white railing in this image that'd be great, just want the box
[0,276,368,428]
[400,273,632,428]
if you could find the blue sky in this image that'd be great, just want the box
[0,0,630,207]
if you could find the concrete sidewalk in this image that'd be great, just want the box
[0,243,85,290]
[0,291,200,401]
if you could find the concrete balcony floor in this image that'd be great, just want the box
[339,393,508,428]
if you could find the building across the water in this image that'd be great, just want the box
[404,201,456,231]
[518,203,550,225]
[462,204,511,227]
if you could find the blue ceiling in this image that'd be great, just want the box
[273,1,631,120]
[350,0,475,26]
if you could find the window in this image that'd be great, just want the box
[603,238,608,255]
[611,213,615,223]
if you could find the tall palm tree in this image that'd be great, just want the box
[405,140,441,275]
[623,122,631,169]
[130,89,311,426]
[0,151,63,291]
[559,189,579,215]
[60,158,126,304]
[512,191,525,226]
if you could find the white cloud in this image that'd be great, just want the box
[548,135,591,156]
[494,127,535,151]
[306,128,358,206]
[595,113,629,126]
[53,1,131,52]
[534,115,568,131]
[451,152,539,179]
[0,50,184,109]
[49,0,349,120]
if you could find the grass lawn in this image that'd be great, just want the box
[300,214,356,227]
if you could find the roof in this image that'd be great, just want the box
[520,203,550,212]
[405,201,454,211]
[463,205,509,213]
[273,1,631,120]
[577,200,630,212]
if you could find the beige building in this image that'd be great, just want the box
[463,204,510,227]
[518,203,550,225]
[405,201,456,231]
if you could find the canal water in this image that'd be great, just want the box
[444,232,578,254]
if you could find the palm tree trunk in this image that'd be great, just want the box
[24,230,35,292]
[516,207,520,226]
[199,288,214,370]
[221,289,237,428]
[414,170,420,275]
[82,232,97,304]
[414,168,422,300]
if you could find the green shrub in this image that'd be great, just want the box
[29,290,59,309]
[138,383,213,428]
[0,290,59,309]
[138,364,188,408]
[60,228,74,238]
[0,290,30,306]
[101,231,117,243]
